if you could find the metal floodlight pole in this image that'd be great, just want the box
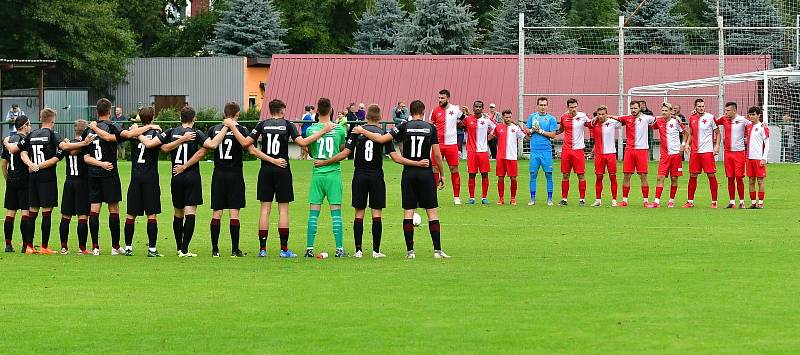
[518,13,526,158]
[763,71,769,125]
[718,15,725,117]
[618,15,625,158]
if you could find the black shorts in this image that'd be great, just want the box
[211,169,246,210]
[171,172,203,208]
[127,178,162,216]
[351,172,386,210]
[28,175,59,208]
[4,179,29,210]
[88,175,122,204]
[401,169,438,210]
[61,178,90,216]
[257,166,293,203]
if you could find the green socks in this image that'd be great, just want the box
[331,209,343,249]
[306,209,320,248]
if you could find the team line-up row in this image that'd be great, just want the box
[3,97,452,259]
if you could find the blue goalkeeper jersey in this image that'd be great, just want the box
[526,112,558,151]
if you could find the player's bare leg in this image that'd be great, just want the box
[639,173,650,207]
[621,172,633,206]
[276,202,294,257]
[576,173,586,206]
[449,164,461,204]
[560,173,571,205]
[750,177,766,208]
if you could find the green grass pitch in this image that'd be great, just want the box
[1,159,798,353]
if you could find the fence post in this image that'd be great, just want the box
[763,71,769,125]
[518,12,526,158]
[796,15,799,67]
[617,15,625,159]
[717,15,725,117]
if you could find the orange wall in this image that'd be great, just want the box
[244,66,270,111]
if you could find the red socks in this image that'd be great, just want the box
[688,176,698,200]
[669,185,678,199]
[736,177,745,200]
[609,175,618,199]
[642,186,649,199]
[510,179,517,200]
[595,175,603,198]
[468,176,476,199]
[561,180,569,199]
[622,185,631,199]
[655,186,663,199]
[578,180,586,200]
[727,178,736,200]
[497,180,505,200]
[750,191,757,201]
[481,176,489,199]
[709,176,718,201]
[758,191,765,201]
[451,172,461,198]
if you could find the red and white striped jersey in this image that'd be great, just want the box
[652,117,685,156]
[492,123,526,160]
[619,114,656,149]
[560,112,590,150]
[746,122,770,160]
[429,104,462,146]
[716,115,751,152]
[464,114,496,153]
[589,118,622,155]
[689,112,718,153]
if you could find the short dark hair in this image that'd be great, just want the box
[14,115,28,129]
[224,101,240,118]
[438,89,450,98]
[501,109,512,116]
[11,104,19,109]
[409,100,425,116]
[537,97,548,105]
[596,105,608,113]
[366,105,381,121]
[473,100,484,107]
[748,106,763,116]
[725,101,737,110]
[96,98,112,116]
[180,106,196,123]
[694,98,705,106]
[268,99,286,116]
[630,101,640,108]
[566,98,578,107]
[639,100,647,106]
[305,105,314,112]
[317,98,332,116]
[139,106,155,125]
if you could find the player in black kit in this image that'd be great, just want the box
[203,102,251,257]
[226,99,333,258]
[120,106,163,257]
[82,98,125,256]
[19,108,92,254]
[355,100,451,259]
[57,120,92,254]
[318,105,428,258]
[2,116,32,253]
[158,106,208,257]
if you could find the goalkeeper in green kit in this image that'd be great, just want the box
[305,97,349,258]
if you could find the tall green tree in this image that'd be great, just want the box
[704,0,785,55]
[619,0,686,54]
[566,0,618,54]
[274,0,370,53]
[207,0,288,56]
[0,0,136,91]
[484,0,576,54]
[116,0,169,56]
[395,0,478,54]
[351,0,407,53]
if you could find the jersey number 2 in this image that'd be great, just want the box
[317,137,334,159]
[175,143,189,164]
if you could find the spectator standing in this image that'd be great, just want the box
[112,106,128,159]
[458,106,469,159]
[300,106,316,160]
[5,104,25,136]
[393,101,409,125]
[356,103,366,121]
[486,103,501,159]
[639,100,654,115]
[345,103,361,159]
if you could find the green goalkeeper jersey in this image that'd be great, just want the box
[306,122,348,174]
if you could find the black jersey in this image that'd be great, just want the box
[19,127,64,180]
[249,118,300,167]
[82,120,121,178]
[158,126,207,174]
[128,128,161,180]
[346,124,395,174]
[58,138,88,180]
[390,120,438,171]
[2,133,29,182]
[207,123,250,170]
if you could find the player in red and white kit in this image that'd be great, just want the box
[716,102,751,209]
[429,89,464,204]
[745,106,769,209]
[684,98,721,208]
[463,101,496,205]
[618,101,656,207]
[587,105,621,207]
[556,98,591,206]
[650,103,688,208]
[490,109,525,205]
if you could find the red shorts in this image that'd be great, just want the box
[561,148,586,174]
[657,154,684,177]
[623,149,649,174]
[724,151,745,177]
[496,159,518,177]
[746,159,767,178]
[467,151,491,173]
[594,153,617,175]
[436,144,460,167]
[689,152,716,174]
